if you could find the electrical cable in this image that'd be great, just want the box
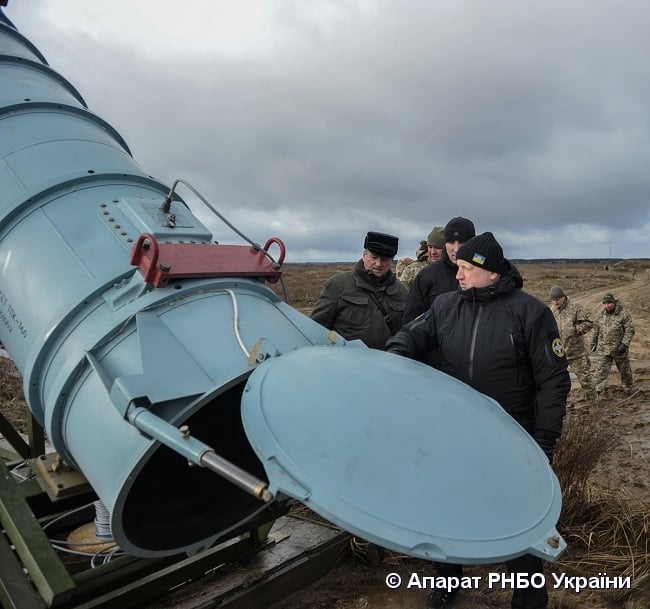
[161,178,289,302]
[225,289,250,358]
[42,500,124,564]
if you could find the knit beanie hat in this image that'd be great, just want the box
[444,217,476,243]
[456,232,506,274]
[426,226,445,248]
[602,293,616,303]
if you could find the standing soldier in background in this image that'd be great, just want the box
[591,293,635,396]
[400,241,429,289]
[549,286,597,408]
[426,226,445,263]
[401,227,445,289]
[395,255,415,282]
[311,231,408,350]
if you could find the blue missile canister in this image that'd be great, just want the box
[0,8,566,562]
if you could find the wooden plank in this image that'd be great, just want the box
[0,530,47,609]
[134,515,349,609]
[218,528,349,609]
[0,460,76,606]
[29,454,92,501]
[71,531,262,609]
[70,502,288,605]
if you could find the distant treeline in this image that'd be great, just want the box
[511,258,649,265]
[510,258,626,264]
[285,258,650,267]
[289,258,650,266]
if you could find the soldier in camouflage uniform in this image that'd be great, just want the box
[395,256,414,282]
[591,293,635,395]
[426,226,445,263]
[549,286,597,407]
[400,241,429,289]
[399,227,445,289]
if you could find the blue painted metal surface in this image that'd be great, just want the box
[0,9,337,557]
[0,8,566,563]
[243,347,565,563]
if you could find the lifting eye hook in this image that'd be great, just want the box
[261,237,286,269]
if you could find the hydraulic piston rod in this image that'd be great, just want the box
[127,407,273,502]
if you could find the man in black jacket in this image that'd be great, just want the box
[402,216,476,324]
[386,232,569,609]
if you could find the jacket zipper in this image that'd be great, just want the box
[468,305,482,382]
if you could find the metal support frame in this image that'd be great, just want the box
[0,410,43,461]
[0,413,289,609]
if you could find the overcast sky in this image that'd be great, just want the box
[5,1,650,261]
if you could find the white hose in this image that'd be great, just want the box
[226,288,250,358]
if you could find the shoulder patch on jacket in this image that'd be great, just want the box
[551,337,566,358]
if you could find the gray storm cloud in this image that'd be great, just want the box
[6,0,650,260]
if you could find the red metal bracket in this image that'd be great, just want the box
[129,233,285,288]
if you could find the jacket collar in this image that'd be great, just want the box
[458,259,521,302]
[354,259,396,291]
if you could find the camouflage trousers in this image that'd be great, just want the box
[568,354,597,406]
[594,351,634,393]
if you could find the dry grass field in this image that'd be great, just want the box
[2,259,650,609]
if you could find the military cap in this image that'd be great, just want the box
[427,227,445,248]
[364,231,399,258]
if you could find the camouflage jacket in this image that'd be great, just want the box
[310,260,408,349]
[550,297,593,360]
[592,302,635,356]
[400,259,428,289]
[395,257,414,281]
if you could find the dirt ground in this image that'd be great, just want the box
[1,260,649,609]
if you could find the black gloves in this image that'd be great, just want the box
[533,430,557,465]
[590,342,627,355]
[536,439,555,464]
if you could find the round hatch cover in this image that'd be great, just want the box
[241,345,565,563]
